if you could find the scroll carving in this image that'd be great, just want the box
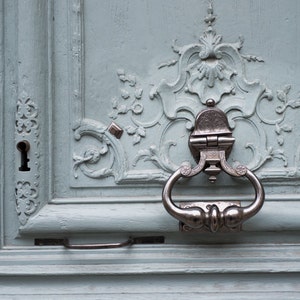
[72,1,300,184]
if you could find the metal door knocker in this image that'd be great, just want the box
[162,99,264,233]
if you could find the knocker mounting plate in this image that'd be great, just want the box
[162,99,265,233]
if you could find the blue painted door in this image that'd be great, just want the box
[1,0,300,298]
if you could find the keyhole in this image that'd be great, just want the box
[16,140,30,171]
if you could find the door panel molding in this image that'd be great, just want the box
[1,243,300,275]
[13,0,52,227]
[70,0,300,190]
[20,200,300,235]
[0,0,4,249]
[5,0,300,240]
[2,1,300,297]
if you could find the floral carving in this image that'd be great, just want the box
[276,85,300,114]
[15,181,39,226]
[125,125,146,145]
[108,69,146,145]
[73,1,300,183]
[16,94,38,135]
[109,69,143,120]
[15,92,40,225]
[152,3,269,121]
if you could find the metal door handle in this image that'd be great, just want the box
[63,236,165,249]
[35,236,165,249]
[162,99,265,233]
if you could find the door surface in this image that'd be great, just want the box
[1,0,300,298]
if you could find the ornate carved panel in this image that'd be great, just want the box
[70,0,300,189]
[5,0,300,238]
[4,3,300,291]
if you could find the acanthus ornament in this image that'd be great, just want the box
[73,1,300,184]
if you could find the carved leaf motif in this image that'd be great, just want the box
[73,1,300,183]
[277,91,287,103]
[118,104,128,114]
[126,125,136,135]
[276,85,294,114]
[108,110,118,119]
[284,84,292,94]
[137,127,146,137]
[125,125,146,145]
[134,88,143,99]
[121,89,130,99]
[271,149,288,167]
[275,123,293,146]
[133,142,178,173]
[158,59,178,69]
[275,123,281,134]
[281,124,292,132]
[288,100,300,109]
[117,69,136,86]
[241,55,264,62]
[133,135,141,145]
[111,97,118,109]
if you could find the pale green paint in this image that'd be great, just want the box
[1,0,300,297]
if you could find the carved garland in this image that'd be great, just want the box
[72,1,300,184]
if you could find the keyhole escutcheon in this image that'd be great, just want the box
[16,140,30,171]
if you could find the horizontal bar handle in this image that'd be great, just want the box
[35,236,165,249]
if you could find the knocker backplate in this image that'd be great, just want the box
[179,201,242,233]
